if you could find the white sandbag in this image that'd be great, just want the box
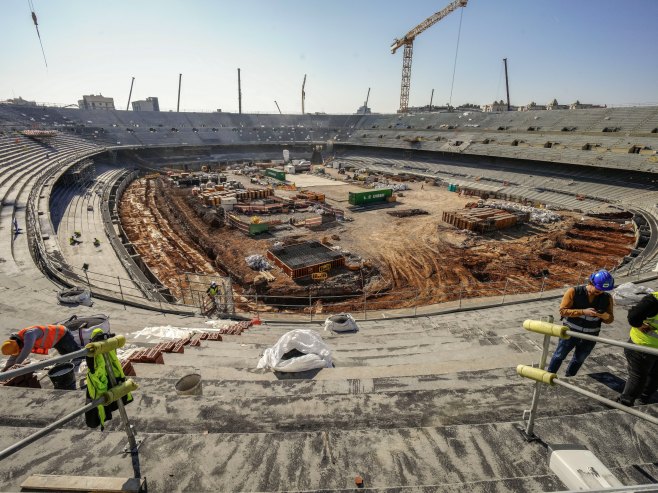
[324,313,359,333]
[57,314,110,346]
[57,286,92,306]
[257,329,333,372]
[612,282,654,307]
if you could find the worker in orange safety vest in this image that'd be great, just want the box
[1,325,81,371]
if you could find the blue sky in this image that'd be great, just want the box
[1,0,656,113]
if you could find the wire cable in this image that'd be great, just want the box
[27,0,48,68]
[448,7,464,109]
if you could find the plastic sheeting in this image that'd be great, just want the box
[612,282,654,307]
[324,313,359,333]
[257,329,333,372]
[131,320,241,342]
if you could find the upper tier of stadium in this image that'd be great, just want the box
[1,104,657,173]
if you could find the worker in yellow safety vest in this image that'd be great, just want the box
[618,292,658,406]
[206,281,219,298]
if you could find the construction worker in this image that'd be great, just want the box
[93,237,100,247]
[617,293,658,406]
[206,281,219,298]
[546,269,615,376]
[1,325,81,371]
[69,235,76,246]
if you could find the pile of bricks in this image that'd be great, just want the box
[124,325,251,369]
[0,363,40,388]
[216,320,253,335]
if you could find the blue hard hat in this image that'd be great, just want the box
[589,269,614,291]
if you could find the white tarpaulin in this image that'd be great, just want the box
[257,329,333,372]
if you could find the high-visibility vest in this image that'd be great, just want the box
[630,292,658,349]
[17,325,66,355]
[564,285,610,333]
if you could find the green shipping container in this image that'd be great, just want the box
[265,168,286,181]
[349,188,393,206]
[249,223,269,235]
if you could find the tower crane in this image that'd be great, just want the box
[391,0,467,113]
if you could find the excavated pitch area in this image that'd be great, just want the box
[119,177,636,311]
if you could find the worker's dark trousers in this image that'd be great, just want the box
[546,335,597,377]
[619,340,658,406]
[54,331,83,367]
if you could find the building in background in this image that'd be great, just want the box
[132,97,160,112]
[78,94,115,110]
[2,97,37,106]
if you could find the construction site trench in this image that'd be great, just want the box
[118,172,636,314]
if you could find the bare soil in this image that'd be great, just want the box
[119,173,636,313]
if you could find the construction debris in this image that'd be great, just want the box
[387,209,429,218]
[487,201,561,223]
[245,255,273,271]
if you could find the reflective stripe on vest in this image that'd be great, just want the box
[629,292,658,348]
[17,325,66,355]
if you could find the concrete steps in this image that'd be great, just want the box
[1,407,657,492]
[0,359,635,436]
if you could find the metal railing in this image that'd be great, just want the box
[518,319,658,441]
[0,336,141,477]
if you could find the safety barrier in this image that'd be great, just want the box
[518,318,658,441]
[0,336,142,479]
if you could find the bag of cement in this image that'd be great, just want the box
[612,282,654,307]
[257,329,333,372]
[57,314,111,346]
[324,313,359,333]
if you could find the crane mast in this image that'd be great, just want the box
[391,0,467,113]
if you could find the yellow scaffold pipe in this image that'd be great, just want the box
[523,320,569,339]
[85,335,126,356]
[102,379,138,405]
[516,365,556,385]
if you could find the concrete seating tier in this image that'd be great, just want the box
[1,297,657,492]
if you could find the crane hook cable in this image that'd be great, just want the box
[27,0,48,68]
[448,6,464,109]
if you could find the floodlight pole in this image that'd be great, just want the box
[177,73,182,112]
[238,68,242,114]
[126,77,135,111]
[429,88,434,112]
[503,58,511,111]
